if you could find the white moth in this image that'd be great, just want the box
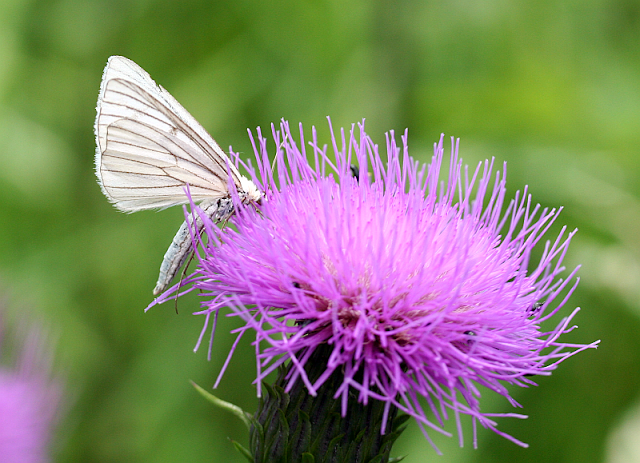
[94,56,262,295]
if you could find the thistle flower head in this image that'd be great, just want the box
[158,120,598,451]
[0,316,62,463]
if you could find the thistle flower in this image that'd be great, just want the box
[156,120,598,455]
[0,316,62,463]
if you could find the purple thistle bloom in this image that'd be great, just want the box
[0,317,62,463]
[155,120,598,452]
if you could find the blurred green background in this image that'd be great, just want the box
[0,0,637,462]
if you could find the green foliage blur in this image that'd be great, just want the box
[0,0,637,462]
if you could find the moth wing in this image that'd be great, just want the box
[95,56,243,212]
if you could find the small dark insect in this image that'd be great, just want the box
[528,301,544,316]
[463,330,476,345]
[349,164,360,182]
[292,282,301,289]
[295,319,312,327]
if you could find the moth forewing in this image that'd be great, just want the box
[94,55,262,295]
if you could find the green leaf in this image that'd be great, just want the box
[190,380,252,429]
[231,439,254,462]
[388,456,406,462]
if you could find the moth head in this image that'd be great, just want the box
[239,175,263,204]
